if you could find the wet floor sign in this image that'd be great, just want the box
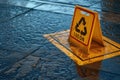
[44,6,120,65]
[69,5,104,54]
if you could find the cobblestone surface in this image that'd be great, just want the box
[0,0,120,80]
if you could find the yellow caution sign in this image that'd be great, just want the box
[69,5,104,53]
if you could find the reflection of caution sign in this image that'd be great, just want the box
[69,5,104,53]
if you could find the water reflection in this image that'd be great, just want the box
[75,55,120,79]
[76,61,101,79]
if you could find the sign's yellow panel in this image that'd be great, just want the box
[70,6,95,46]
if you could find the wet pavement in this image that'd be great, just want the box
[0,0,120,80]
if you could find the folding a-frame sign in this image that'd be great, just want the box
[69,6,104,54]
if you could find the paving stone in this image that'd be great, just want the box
[101,20,120,43]
[101,0,120,13]
[4,55,40,79]
[99,71,119,80]
[35,3,74,15]
[89,2,101,12]
[0,0,42,9]
[30,0,101,7]
[0,45,39,74]
[100,56,120,75]
[100,12,120,23]
[0,4,30,23]
[1,0,102,15]
[0,9,72,51]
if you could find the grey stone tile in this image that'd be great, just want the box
[89,2,102,12]
[0,45,39,73]
[0,0,41,8]
[5,55,40,79]
[101,20,120,43]
[30,0,99,7]
[35,3,74,15]
[0,4,30,23]
[100,56,120,75]
[101,0,120,13]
